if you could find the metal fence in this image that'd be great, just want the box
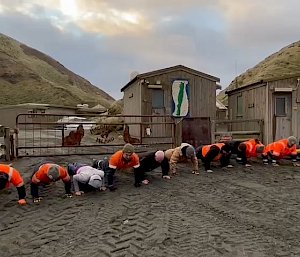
[15,113,176,157]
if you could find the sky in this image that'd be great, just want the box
[0,0,299,100]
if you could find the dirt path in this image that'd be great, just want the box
[1,157,300,257]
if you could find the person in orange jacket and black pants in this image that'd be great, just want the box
[236,139,265,167]
[196,142,233,172]
[0,164,26,205]
[92,143,141,191]
[262,136,297,166]
[30,162,71,202]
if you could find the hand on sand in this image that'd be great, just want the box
[18,199,26,205]
[162,175,171,180]
[142,179,150,185]
[33,197,43,203]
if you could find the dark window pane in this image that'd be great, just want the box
[275,97,286,116]
[152,89,164,108]
[236,95,243,116]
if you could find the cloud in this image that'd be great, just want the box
[0,0,299,99]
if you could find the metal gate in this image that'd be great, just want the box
[15,113,176,157]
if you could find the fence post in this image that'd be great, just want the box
[4,127,11,161]
[259,119,264,143]
[211,120,216,144]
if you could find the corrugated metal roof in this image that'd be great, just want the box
[121,65,220,92]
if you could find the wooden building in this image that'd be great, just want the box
[226,76,300,144]
[121,65,220,146]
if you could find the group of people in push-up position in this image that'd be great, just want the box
[0,136,298,205]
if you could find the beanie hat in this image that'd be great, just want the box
[256,144,265,153]
[288,136,297,146]
[88,174,102,188]
[154,150,165,162]
[123,143,134,153]
[48,165,60,181]
[185,146,195,158]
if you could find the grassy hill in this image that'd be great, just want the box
[0,33,115,108]
[218,40,300,105]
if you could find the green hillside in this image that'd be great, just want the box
[0,33,115,108]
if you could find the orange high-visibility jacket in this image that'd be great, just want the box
[263,139,297,158]
[31,163,70,184]
[242,139,264,158]
[0,164,24,188]
[109,150,140,170]
[202,143,225,161]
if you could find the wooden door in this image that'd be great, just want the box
[273,93,292,140]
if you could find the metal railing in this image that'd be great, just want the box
[15,113,176,157]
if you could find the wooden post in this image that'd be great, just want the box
[259,119,264,143]
[10,134,15,159]
[211,120,216,144]
[4,127,10,161]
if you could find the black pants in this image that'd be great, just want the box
[98,159,115,187]
[197,146,231,170]
[236,149,247,165]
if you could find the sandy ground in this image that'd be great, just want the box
[1,156,300,257]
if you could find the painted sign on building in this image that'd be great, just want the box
[172,80,190,117]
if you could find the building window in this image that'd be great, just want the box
[236,95,243,116]
[152,89,164,108]
[275,97,286,116]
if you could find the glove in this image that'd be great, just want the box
[18,199,27,205]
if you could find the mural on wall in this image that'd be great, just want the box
[172,80,190,117]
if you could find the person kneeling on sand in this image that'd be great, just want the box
[134,150,171,183]
[0,163,26,205]
[67,163,105,196]
[92,143,141,190]
[30,163,72,203]
[196,142,233,172]
[164,143,199,175]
